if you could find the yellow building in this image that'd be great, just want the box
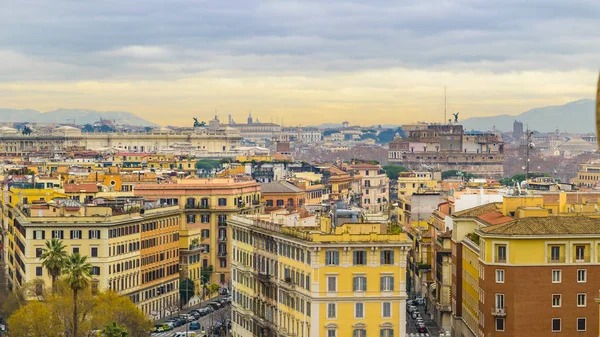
[3,187,181,319]
[134,178,262,293]
[229,212,411,337]
[451,193,600,337]
[397,171,441,196]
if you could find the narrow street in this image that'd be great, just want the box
[152,303,230,337]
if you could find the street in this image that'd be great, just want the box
[152,304,230,337]
[406,301,442,336]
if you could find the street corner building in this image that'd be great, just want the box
[229,211,412,337]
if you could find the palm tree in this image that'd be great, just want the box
[63,253,92,337]
[40,238,68,294]
[101,321,129,337]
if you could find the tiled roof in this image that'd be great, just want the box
[481,216,600,235]
[453,202,502,218]
[260,181,304,194]
[64,183,99,193]
[477,211,514,225]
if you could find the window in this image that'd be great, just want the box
[91,247,98,257]
[552,294,561,307]
[552,270,561,283]
[577,318,586,332]
[36,248,43,258]
[353,250,367,265]
[70,230,82,239]
[327,329,336,337]
[89,230,100,239]
[72,247,79,254]
[91,266,100,276]
[496,294,505,309]
[327,276,337,292]
[380,275,394,291]
[575,245,585,261]
[496,245,506,263]
[577,293,586,307]
[353,276,367,292]
[552,318,561,332]
[325,250,339,265]
[187,215,196,223]
[36,267,43,276]
[33,230,45,240]
[495,318,505,331]
[276,199,284,207]
[577,269,587,283]
[550,246,561,262]
[52,230,64,239]
[380,328,394,337]
[495,269,505,283]
[327,303,336,319]
[380,250,394,265]
[355,302,364,318]
[201,214,210,223]
[382,302,391,318]
[353,329,366,337]
[218,198,227,206]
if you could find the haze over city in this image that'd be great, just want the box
[1,0,599,126]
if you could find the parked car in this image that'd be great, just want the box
[180,314,194,322]
[208,302,222,310]
[417,325,428,333]
[154,324,172,332]
[164,319,180,327]
[189,322,201,330]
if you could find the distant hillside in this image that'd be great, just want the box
[461,99,595,133]
[0,108,158,127]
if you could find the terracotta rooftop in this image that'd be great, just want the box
[480,216,600,236]
[453,202,503,218]
[261,181,304,194]
[64,183,99,193]
[477,211,514,225]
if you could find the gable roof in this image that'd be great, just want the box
[480,216,600,236]
[64,183,99,193]
[261,181,304,194]
[453,202,503,218]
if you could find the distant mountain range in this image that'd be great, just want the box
[0,108,157,127]
[460,99,595,133]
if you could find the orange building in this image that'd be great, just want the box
[261,181,306,211]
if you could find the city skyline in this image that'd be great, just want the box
[1,1,598,125]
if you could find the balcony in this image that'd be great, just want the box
[218,222,227,227]
[491,307,506,317]
[436,302,452,312]
[279,277,295,291]
[258,272,274,284]
[218,251,227,257]
[185,204,210,210]
[218,236,227,242]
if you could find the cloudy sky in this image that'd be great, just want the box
[1,0,598,126]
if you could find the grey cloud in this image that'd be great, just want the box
[0,0,599,81]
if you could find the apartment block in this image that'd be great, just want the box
[229,211,411,337]
[451,195,600,337]
[2,187,181,319]
[134,178,261,291]
[348,163,389,213]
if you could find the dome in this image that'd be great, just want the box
[54,125,82,136]
[152,126,172,134]
[0,126,18,134]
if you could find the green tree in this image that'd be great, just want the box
[209,283,220,295]
[382,165,408,180]
[7,301,63,337]
[82,124,95,132]
[63,253,92,337]
[179,278,195,305]
[195,159,222,172]
[100,322,129,337]
[40,238,68,294]
[201,265,213,285]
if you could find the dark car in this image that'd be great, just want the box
[416,325,428,333]
[208,302,222,310]
[189,322,201,330]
